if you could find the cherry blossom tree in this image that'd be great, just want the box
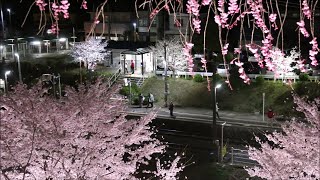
[0,81,184,179]
[246,95,320,179]
[150,38,188,76]
[71,37,108,70]
[31,1,319,89]
[71,37,108,83]
[269,47,301,81]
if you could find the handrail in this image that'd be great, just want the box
[155,70,319,81]
[106,67,121,89]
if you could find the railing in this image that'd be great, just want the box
[230,147,258,167]
[106,68,122,89]
[155,70,213,77]
[136,77,145,87]
[155,71,319,82]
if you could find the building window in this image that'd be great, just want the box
[139,19,148,27]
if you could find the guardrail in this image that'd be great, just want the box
[155,70,213,77]
[155,71,319,82]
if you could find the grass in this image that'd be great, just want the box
[141,76,320,116]
[142,76,211,107]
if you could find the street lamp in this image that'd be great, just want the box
[163,42,168,107]
[133,23,136,42]
[14,53,22,82]
[212,83,222,162]
[7,8,11,28]
[4,70,11,93]
[221,121,227,162]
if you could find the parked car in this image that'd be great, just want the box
[217,64,230,76]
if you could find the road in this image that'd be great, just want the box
[126,106,275,167]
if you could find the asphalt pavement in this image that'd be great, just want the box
[127,105,281,129]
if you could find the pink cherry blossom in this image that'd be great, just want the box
[297,20,310,37]
[35,0,47,11]
[228,0,239,15]
[186,0,200,16]
[0,81,185,179]
[269,13,277,22]
[309,38,319,66]
[302,0,311,19]
[201,0,211,6]
[192,18,201,34]
[247,96,320,179]
[222,43,229,55]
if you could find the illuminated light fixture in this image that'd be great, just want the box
[215,84,222,89]
[5,70,11,76]
[59,38,67,42]
[31,41,41,45]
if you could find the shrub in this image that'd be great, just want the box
[193,74,204,82]
[212,74,222,84]
[119,83,140,96]
[299,73,309,81]
[255,76,265,85]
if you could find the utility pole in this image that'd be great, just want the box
[164,42,168,107]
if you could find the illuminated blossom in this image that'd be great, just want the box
[201,0,211,6]
[302,0,311,19]
[269,13,277,22]
[192,18,201,33]
[247,96,320,179]
[297,20,310,37]
[222,43,229,55]
[309,38,319,66]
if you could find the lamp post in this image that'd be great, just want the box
[221,121,227,162]
[133,23,136,42]
[212,83,222,161]
[14,53,22,82]
[164,42,168,107]
[4,70,10,93]
[6,8,11,26]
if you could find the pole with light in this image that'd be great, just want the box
[164,42,168,107]
[4,70,10,93]
[7,8,11,30]
[14,53,22,82]
[221,121,227,162]
[133,23,136,42]
[212,82,222,162]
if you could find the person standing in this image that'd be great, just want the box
[148,93,154,108]
[267,108,275,126]
[169,102,174,117]
[139,93,144,108]
[216,103,220,119]
[125,62,128,74]
[130,60,135,74]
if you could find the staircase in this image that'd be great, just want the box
[118,75,147,88]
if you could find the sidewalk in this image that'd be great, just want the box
[128,105,273,123]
